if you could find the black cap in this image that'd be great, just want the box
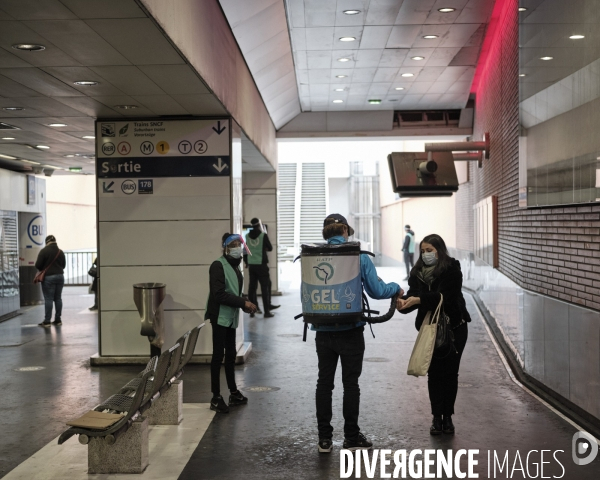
[405,225,411,229]
[323,214,354,236]
[45,235,56,245]
[250,217,260,226]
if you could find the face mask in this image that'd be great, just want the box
[227,246,243,259]
[422,251,438,266]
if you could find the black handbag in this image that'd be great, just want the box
[88,265,98,278]
[433,296,456,358]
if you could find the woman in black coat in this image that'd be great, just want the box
[397,234,471,435]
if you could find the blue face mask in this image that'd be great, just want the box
[227,246,243,259]
[422,251,438,266]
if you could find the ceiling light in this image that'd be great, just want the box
[2,137,15,140]
[334,88,345,92]
[64,154,75,158]
[47,123,67,127]
[519,73,526,77]
[411,56,425,60]
[343,10,360,15]
[82,135,95,139]
[518,7,527,12]
[423,35,439,39]
[540,56,553,61]
[395,87,405,90]
[332,99,344,103]
[336,75,347,78]
[337,57,351,62]
[570,35,585,39]
[21,159,41,164]
[438,8,456,13]
[36,145,50,149]
[12,43,45,51]
[368,99,382,104]
[114,105,138,109]
[0,153,17,160]
[3,107,24,111]
[74,81,99,86]
[339,37,356,42]
[69,167,83,172]
[401,73,414,77]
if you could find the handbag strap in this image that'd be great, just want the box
[430,293,444,325]
[42,249,62,273]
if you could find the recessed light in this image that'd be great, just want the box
[368,99,381,104]
[69,167,82,172]
[570,35,585,39]
[12,43,45,51]
[395,87,405,90]
[47,123,67,127]
[3,107,24,111]
[114,105,138,109]
[518,7,527,12]
[64,155,75,158]
[519,73,526,77]
[334,88,345,92]
[401,73,414,77]
[332,99,344,103]
[338,57,351,62]
[540,56,553,61]
[343,10,360,15]
[339,37,356,42]
[438,8,456,13]
[411,56,425,60]
[36,145,50,149]
[336,75,347,78]
[82,135,95,139]
[0,153,17,160]
[2,137,15,140]
[74,81,99,86]
[423,35,439,39]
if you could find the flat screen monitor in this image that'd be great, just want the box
[387,152,458,197]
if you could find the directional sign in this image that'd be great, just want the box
[212,120,226,135]
[213,158,229,173]
[103,181,115,193]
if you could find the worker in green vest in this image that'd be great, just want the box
[244,218,279,318]
[206,233,257,413]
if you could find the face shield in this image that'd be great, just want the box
[251,218,264,232]
[223,234,251,256]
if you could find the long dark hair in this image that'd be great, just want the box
[410,233,453,278]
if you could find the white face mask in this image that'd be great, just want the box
[228,246,243,259]
[422,251,438,266]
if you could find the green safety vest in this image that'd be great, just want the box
[206,256,241,328]
[408,233,416,254]
[245,232,264,265]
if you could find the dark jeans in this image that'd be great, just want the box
[403,251,414,276]
[210,321,238,396]
[315,326,365,440]
[427,323,469,416]
[248,264,271,313]
[41,274,64,323]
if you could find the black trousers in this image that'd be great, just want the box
[427,323,468,416]
[315,327,365,440]
[403,251,414,276]
[248,264,271,313]
[210,321,238,396]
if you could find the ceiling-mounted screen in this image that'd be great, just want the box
[387,152,458,197]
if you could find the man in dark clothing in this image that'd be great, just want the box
[402,225,416,280]
[244,218,279,318]
[206,233,257,413]
[35,235,66,327]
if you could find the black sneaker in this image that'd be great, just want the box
[256,309,263,314]
[229,390,248,406]
[442,415,455,434]
[269,304,281,310]
[52,320,62,326]
[318,438,333,453]
[343,432,373,451]
[38,322,51,328]
[250,313,255,318]
[264,312,274,318]
[430,416,443,435]
[210,395,229,413]
[89,306,98,311]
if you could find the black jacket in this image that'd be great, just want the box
[243,229,273,266]
[35,243,66,276]
[400,258,471,330]
[205,256,245,321]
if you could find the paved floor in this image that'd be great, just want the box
[1,272,600,479]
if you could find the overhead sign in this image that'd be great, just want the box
[96,118,230,178]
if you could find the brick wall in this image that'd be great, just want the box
[455,0,600,311]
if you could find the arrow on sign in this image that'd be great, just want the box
[213,158,229,173]
[212,121,226,135]
[103,181,115,193]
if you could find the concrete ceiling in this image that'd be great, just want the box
[0,0,271,175]
[283,0,495,113]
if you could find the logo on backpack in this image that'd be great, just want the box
[314,262,334,284]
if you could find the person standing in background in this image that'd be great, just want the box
[244,218,280,318]
[35,235,66,327]
[89,257,98,311]
[402,225,415,280]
